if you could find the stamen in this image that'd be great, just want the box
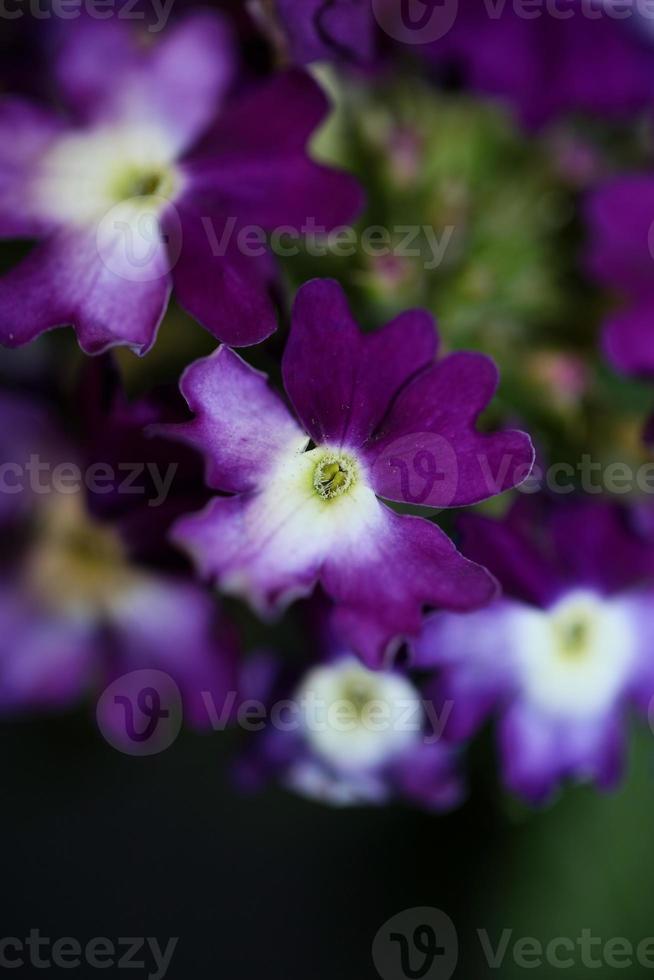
[554,614,593,659]
[340,675,376,717]
[109,164,174,203]
[312,452,358,500]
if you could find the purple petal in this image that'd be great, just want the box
[282,279,437,448]
[0,222,171,355]
[0,392,71,525]
[187,69,331,159]
[548,501,654,595]
[412,602,518,740]
[174,479,496,663]
[458,509,563,607]
[625,591,654,715]
[603,301,654,377]
[276,0,374,65]
[52,19,141,119]
[180,69,363,234]
[110,576,238,729]
[499,702,625,803]
[162,346,306,493]
[366,352,534,507]
[585,174,654,297]
[390,742,464,812]
[0,590,95,713]
[427,4,654,128]
[181,153,363,232]
[0,98,68,238]
[172,493,328,616]
[168,202,278,347]
[325,508,498,668]
[53,14,235,156]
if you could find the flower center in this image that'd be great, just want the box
[312,452,358,500]
[552,609,595,661]
[295,658,424,772]
[339,674,379,720]
[109,164,175,204]
[25,496,135,616]
[513,591,638,720]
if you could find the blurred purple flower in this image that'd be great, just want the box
[164,278,534,667]
[413,498,654,803]
[585,174,654,376]
[427,1,654,128]
[0,15,362,355]
[0,388,238,723]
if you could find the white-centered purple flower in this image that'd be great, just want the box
[0,16,362,355]
[237,645,462,811]
[164,278,534,667]
[413,499,654,803]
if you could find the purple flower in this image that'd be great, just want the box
[0,16,362,355]
[266,0,374,64]
[413,499,654,803]
[0,390,237,723]
[585,175,654,376]
[237,645,462,811]
[165,278,534,667]
[427,2,654,128]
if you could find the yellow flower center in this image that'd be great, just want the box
[552,610,595,661]
[109,164,175,204]
[312,452,358,500]
[25,496,135,616]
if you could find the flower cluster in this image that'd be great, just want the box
[2,3,654,813]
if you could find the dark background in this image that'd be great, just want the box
[3,714,654,978]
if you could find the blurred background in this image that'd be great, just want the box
[5,722,654,977]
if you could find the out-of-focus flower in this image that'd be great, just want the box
[237,642,462,811]
[413,498,654,803]
[249,0,374,65]
[426,1,654,128]
[545,128,604,189]
[164,278,534,668]
[0,15,362,355]
[585,174,654,376]
[298,80,571,350]
[525,351,591,412]
[0,387,237,722]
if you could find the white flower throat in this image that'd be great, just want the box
[32,122,181,226]
[511,590,637,719]
[295,658,424,771]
